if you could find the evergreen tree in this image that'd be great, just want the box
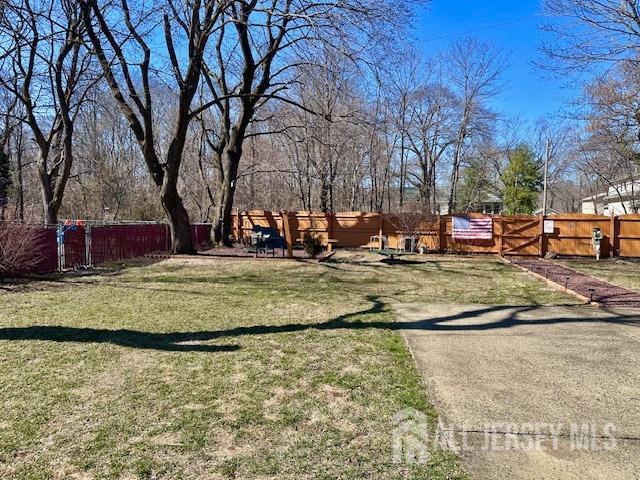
[500,146,542,214]
[456,159,494,212]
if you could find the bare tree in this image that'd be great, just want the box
[542,0,640,143]
[541,0,640,212]
[0,96,18,221]
[445,38,505,212]
[387,47,421,210]
[542,0,640,68]
[405,72,457,213]
[0,0,94,224]
[197,0,420,245]
[79,0,226,253]
[366,75,395,212]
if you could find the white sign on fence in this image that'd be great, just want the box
[543,219,555,234]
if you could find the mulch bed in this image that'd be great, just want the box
[510,258,640,308]
[198,246,327,260]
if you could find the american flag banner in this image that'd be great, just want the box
[452,216,493,240]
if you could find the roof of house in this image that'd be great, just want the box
[534,207,560,215]
[581,192,608,202]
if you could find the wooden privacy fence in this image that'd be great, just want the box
[232,211,640,258]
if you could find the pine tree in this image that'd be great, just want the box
[500,146,542,215]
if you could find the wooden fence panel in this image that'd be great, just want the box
[231,210,640,258]
[290,212,330,244]
[236,210,284,242]
[546,214,611,257]
[382,215,440,250]
[332,212,380,247]
[619,214,640,257]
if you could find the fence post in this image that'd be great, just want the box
[498,217,504,257]
[85,223,92,267]
[610,215,617,258]
[327,212,334,242]
[539,215,546,258]
[57,225,64,272]
[438,216,446,253]
[282,211,294,258]
[378,213,384,249]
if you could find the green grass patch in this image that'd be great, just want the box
[557,258,640,293]
[0,252,576,478]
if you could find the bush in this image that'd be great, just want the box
[302,233,324,259]
[0,223,44,280]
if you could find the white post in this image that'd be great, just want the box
[85,223,92,267]
[542,138,550,216]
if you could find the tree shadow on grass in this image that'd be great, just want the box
[1,296,639,353]
[0,326,240,353]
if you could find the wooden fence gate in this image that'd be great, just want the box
[500,217,540,257]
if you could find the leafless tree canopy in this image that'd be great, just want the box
[542,0,640,69]
[1,0,639,243]
[541,0,640,213]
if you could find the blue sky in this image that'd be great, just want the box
[414,0,567,124]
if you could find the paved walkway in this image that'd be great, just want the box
[397,304,640,480]
[510,258,640,308]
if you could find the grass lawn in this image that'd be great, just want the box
[557,258,640,293]
[0,252,577,479]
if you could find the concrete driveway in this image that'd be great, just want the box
[397,304,640,480]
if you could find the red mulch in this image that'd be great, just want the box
[510,258,640,308]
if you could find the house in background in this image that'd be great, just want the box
[581,179,640,216]
[400,186,503,214]
[534,207,561,215]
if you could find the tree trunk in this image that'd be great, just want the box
[161,156,195,254]
[38,156,58,225]
[162,192,194,254]
[449,111,469,214]
[15,127,24,221]
[212,148,241,246]
[212,179,236,247]
[43,202,58,225]
[448,162,461,214]
[319,178,330,213]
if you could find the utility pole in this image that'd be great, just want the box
[539,139,551,259]
[542,138,550,216]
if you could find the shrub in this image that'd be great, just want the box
[0,223,44,280]
[302,233,323,259]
